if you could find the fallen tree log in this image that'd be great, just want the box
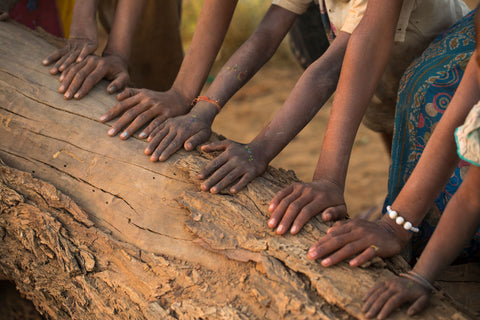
[0,21,472,320]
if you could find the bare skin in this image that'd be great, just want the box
[144,5,297,165]
[268,0,405,234]
[42,0,147,99]
[363,165,480,319]
[99,0,239,140]
[304,51,480,268]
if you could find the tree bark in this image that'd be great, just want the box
[0,21,472,320]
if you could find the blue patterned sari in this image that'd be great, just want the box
[385,10,479,263]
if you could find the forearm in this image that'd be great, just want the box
[413,165,480,283]
[313,0,403,187]
[104,0,147,61]
[69,0,99,38]
[171,0,238,103]
[250,32,349,162]
[388,56,480,241]
[202,5,296,110]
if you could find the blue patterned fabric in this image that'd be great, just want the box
[385,10,479,263]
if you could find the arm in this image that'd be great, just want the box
[143,5,297,161]
[198,31,349,194]
[363,165,480,319]
[307,54,480,267]
[42,0,99,73]
[100,0,239,139]
[57,0,147,99]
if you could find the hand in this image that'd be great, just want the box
[198,141,268,194]
[42,38,97,75]
[0,10,9,21]
[307,218,406,267]
[268,179,347,235]
[57,53,129,100]
[362,277,431,319]
[100,88,191,139]
[144,113,212,162]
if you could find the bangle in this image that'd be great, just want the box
[400,271,436,292]
[386,206,419,233]
[192,96,222,113]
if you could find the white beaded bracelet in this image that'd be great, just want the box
[386,206,419,233]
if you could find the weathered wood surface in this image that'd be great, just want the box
[0,21,472,319]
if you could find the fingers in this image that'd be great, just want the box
[268,186,301,229]
[318,239,366,267]
[184,129,210,151]
[376,293,410,320]
[107,72,129,94]
[77,46,92,62]
[407,295,429,316]
[306,224,354,260]
[363,288,397,319]
[275,197,313,235]
[51,53,72,75]
[204,165,242,194]
[199,155,228,190]
[71,66,106,99]
[119,108,161,140]
[116,87,137,101]
[145,125,168,156]
[229,172,256,193]
[349,245,378,267]
[200,140,228,153]
[150,131,183,162]
[198,142,230,179]
[290,202,322,234]
[42,48,67,67]
[322,205,347,221]
[58,60,95,99]
[100,90,141,124]
[141,116,167,138]
[268,185,294,215]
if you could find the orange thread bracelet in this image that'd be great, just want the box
[192,96,222,113]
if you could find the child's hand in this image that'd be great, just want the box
[362,277,431,319]
[268,179,347,234]
[307,218,405,267]
[197,141,268,194]
[144,113,212,162]
[42,38,97,75]
[57,53,129,100]
[100,88,191,139]
[0,10,9,21]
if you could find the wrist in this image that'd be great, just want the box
[378,214,412,246]
[190,102,217,125]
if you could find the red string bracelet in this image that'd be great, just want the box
[192,96,222,113]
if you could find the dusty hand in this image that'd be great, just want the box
[307,218,406,267]
[144,113,212,162]
[0,10,9,21]
[362,277,431,319]
[100,88,191,139]
[57,53,129,100]
[268,179,347,235]
[42,38,97,75]
[198,140,268,194]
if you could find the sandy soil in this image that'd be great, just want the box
[212,59,390,217]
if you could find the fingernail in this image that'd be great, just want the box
[201,184,207,191]
[210,187,217,193]
[269,204,275,211]
[121,132,127,138]
[74,93,80,99]
[59,75,64,81]
[139,132,146,138]
[108,128,116,136]
[59,85,65,92]
[291,226,298,234]
[276,225,285,234]
[185,143,191,150]
[321,258,331,267]
[307,251,318,259]
[323,213,332,221]
[99,115,107,121]
[42,59,48,65]
[108,86,116,93]
[268,219,276,228]
[64,92,72,99]
[50,68,57,74]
